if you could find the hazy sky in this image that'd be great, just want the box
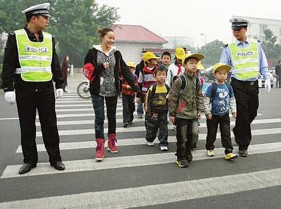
[97,0,281,47]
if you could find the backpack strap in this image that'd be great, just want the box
[179,74,186,90]
[210,82,231,100]
[179,75,200,90]
[211,82,217,100]
[148,84,157,112]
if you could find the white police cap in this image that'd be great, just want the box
[21,3,51,17]
[230,18,248,30]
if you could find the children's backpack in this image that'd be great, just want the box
[209,82,232,100]
[178,74,200,91]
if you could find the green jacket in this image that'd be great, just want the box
[168,72,204,119]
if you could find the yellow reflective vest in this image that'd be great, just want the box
[15,29,53,82]
[229,40,259,80]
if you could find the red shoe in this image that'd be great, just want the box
[96,138,105,161]
[108,133,119,153]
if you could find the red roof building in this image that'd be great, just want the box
[112,24,167,63]
[113,24,167,44]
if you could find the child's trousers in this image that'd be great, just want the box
[205,113,233,154]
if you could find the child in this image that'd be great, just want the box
[136,52,158,117]
[135,50,147,118]
[204,63,238,160]
[158,51,171,72]
[196,61,207,95]
[122,62,138,127]
[166,47,186,88]
[145,66,169,151]
[168,53,205,168]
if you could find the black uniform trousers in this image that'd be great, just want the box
[231,78,259,151]
[15,82,61,165]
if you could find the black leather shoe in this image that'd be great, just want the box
[19,163,37,175]
[51,161,65,171]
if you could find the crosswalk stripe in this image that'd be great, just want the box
[16,137,164,153]
[16,124,281,153]
[35,126,281,137]
[2,141,281,179]
[1,167,281,208]
[55,103,123,107]
[35,118,281,127]
[56,100,91,104]
[55,106,124,112]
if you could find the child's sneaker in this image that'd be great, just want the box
[176,158,189,168]
[160,145,168,151]
[147,141,154,146]
[207,150,215,157]
[225,153,238,160]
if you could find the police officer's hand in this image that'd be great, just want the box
[4,91,16,104]
[265,79,271,93]
[56,88,64,99]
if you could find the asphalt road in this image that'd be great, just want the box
[0,75,281,209]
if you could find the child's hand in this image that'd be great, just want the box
[126,85,131,90]
[232,112,237,118]
[169,116,176,123]
[136,97,141,104]
[206,113,212,120]
[198,112,201,118]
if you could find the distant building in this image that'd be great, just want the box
[233,16,281,44]
[162,36,195,49]
[113,24,167,63]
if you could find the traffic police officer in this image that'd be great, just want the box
[2,3,65,174]
[220,18,271,157]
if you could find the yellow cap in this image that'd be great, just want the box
[127,62,136,68]
[143,52,159,63]
[213,63,231,73]
[183,53,204,63]
[175,47,186,60]
[197,61,205,70]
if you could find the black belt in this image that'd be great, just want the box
[231,78,257,86]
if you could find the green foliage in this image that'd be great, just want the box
[198,40,225,67]
[261,28,281,67]
[0,0,120,67]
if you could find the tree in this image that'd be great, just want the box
[197,40,225,67]
[0,0,120,66]
[261,28,281,67]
